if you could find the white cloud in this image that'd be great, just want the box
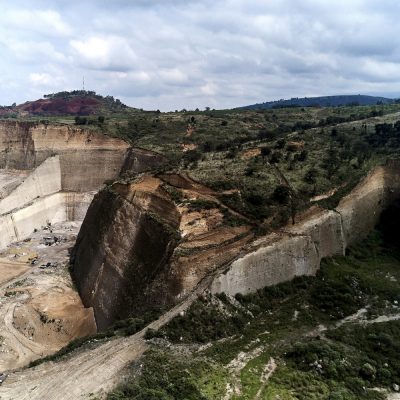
[29,73,53,86]
[3,40,68,64]
[0,0,399,110]
[158,68,188,84]
[3,9,72,37]
[201,82,218,96]
[70,36,137,71]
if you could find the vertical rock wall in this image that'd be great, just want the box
[211,161,400,296]
[0,122,130,191]
[0,156,61,215]
[0,121,131,250]
[71,182,181,330]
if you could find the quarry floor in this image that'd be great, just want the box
[0,221,95,372]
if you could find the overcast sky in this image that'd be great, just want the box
[0,0,399,110]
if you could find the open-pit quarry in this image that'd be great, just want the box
[0,121,131,370]
[0,120,398,399]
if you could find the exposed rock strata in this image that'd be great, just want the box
[71,178,181,329]
[0,192,93,249]
[121,147,167,174]
[211,161,400,295]
[72,174,254,329]
[0,121,128,174]
[0,121,135,249]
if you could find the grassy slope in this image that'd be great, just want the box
[96,104,400,224]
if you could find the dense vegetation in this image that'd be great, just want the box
[240,94,395,110]
[99,101,400,230]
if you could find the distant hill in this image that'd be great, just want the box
[240,95,396,110]
[0,91,130,117]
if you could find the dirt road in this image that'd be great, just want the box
[0,276,212,400]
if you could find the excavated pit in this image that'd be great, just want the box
[0,121,136,369]
[0,122,398,398]
[1,119,400,380]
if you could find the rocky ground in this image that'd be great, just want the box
[0,221,95,372]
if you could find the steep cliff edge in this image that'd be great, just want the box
[72,161,400,330]
[72,174,254,329]
[0,121,130,191]
[71,177,181,330]
[211,160,400,295]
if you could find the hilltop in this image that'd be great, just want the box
[241,94,396,110]
[0,90,131,118]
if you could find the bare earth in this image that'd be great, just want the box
[0,275,212,399]
[0,260,29,287]
[0,222,96,372]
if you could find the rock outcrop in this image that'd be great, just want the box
[71,174,254,329]
[71,177,181,329]
[0,121,132,249]
[0,121,130,191]
[121,147,167,174]
[211,161,400,295]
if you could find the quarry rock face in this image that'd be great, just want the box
[211,162,400,295]
[71,178,181,330]
[122,147,167,174]
[71,160,400,330]
[0,121,130,191]
[0,121,171,332]
[71,174,255,329]
[0,121,131,249]
[210,234,320,295]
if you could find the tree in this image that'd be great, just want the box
[297,149,308,162]
[322,147,340,178]
[258,129,276,141]
[269,151,282,164]
[260,146,271,160]
[304,168,318,196]
[74,116,87,125]
[272,185,290,204]
[183,149,202,165]
[276,138,286,149]
[351,140,370,163]
[304,168,318,185]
